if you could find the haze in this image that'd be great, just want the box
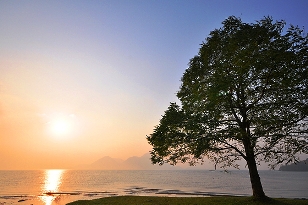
[0,0,307,169]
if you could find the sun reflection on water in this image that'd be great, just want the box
[39,170,64,205]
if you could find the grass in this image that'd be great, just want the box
[67,196,308,205]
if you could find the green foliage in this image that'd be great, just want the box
[147,16,308,170]
[67,196,308,205]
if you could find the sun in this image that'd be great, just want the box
[50,119,71,136]
[47,114,75,137]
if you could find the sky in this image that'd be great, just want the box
[0,0,307,169]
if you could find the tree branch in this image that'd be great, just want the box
[218,139,247,160]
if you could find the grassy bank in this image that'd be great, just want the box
[67,196,308,205]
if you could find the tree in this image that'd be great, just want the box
[147,16,308,199]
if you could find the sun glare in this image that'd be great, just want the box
[40,170,64,205]
[47,114,76,138]
[51,119,71,136]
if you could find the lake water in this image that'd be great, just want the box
[0,170,307,205]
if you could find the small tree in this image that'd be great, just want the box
[147,16,308,199]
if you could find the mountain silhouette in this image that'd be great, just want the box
[90,156,125,170]
[279,158,308,171]
[77,153,216,170]
[79,153,183,170]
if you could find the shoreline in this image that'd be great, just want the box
[1,188,307,205]
[1,170,307,204]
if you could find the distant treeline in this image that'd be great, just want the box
[279,158,308,171]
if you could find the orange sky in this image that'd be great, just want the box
[0,55,157,169]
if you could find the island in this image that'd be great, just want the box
[279,158,308,171]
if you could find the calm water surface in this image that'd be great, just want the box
[0,170,307,205]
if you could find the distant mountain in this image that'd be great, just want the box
[279,158,308,171]
[90,156,125,170]
[77,153,216,170]
[80,153,182,170]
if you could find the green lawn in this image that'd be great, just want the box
[67,196,308,205]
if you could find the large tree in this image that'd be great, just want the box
[147,16,308,199]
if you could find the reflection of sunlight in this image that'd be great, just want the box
[39,170,64,205]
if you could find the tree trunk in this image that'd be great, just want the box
[246,155,266,199]
[243,138,266,199]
